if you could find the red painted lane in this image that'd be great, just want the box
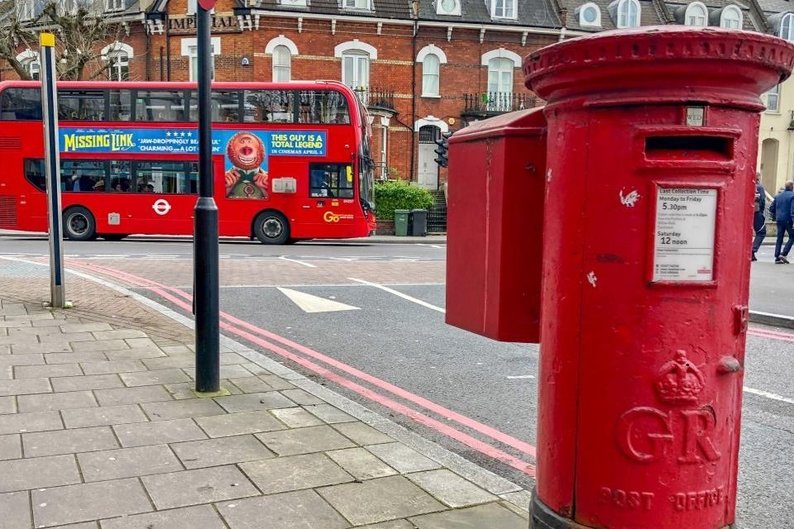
[747,328,794,342]
[70,260,537,474]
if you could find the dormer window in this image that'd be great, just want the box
[578,3,601,27]
[490,0,516,19]
[280,0,307,6]
[615,0,640,28]
[342,0,371,10]
[780,13,794,41]
[106,0,124,11]
[436,0,461,16]
[684,2,708,26]
[187,0,215,14]
[17,0,34,20]
[720,5,742,28]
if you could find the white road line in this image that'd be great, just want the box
[744,386,794,405]
[349,277,446,314]
[278,255,316,268]
[278,287,360,313]
[506,375,535,380]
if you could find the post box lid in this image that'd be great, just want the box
[449,107,546,144]
[524,26,794,106]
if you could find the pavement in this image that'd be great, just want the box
[0,257,529,529]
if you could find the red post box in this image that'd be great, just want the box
[446,108,546,342]
[523,28,794,529]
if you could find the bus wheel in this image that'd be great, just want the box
[102,234,128,241]
[63,207,96,241]
[253,211,290,245]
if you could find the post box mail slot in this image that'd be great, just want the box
[445,107,546,343]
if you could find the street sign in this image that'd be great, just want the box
[198,0,217,9]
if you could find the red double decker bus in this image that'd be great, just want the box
[0,80,376,244]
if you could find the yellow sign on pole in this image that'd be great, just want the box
[40,32,55,47]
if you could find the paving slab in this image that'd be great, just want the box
[78,445,182,482]
[171,434,275,469]
[406,470,498,508]
[141,356,195,370]
[62,404,148,428]
[23,426,119,457]
[0,490,31,529]
[0,454,81,492]
[18,390,97,413]
[39,331,95,343]
[32,478,153,528]
[280,388,324,406]
[45,352,109,364]
[141,398,226,421]
[59,323,114,334]
[305,403,357,423]
[239,452,354,495]
[270,407,324,428]
[358,522,416,529]
[120,369,191,387]
[332,422,394,446]
[256,425,356,456]
[367,443,443,473]
[12,343,71,355]
[216,489,350,529]
[105,348,165,361]
[214,392,296,413]
[327,447,398,480]
[318,475,446,526]
[256,374,296,391]
[141,465,259,509]
[195,410,286,438]
[0,395,16,414]
[99,504,227,529]
[93,330,148,341]
[0,353,45,366]
[227,376,275,394]
[113,418,207,447]
[93,386,173,406]
[0,410,63,435]
[52,375,125,392]
[0,377,52,396]
[14,363,83,379]
[80,360,147,375]
[0,433,21,460]
[408,502,528,529]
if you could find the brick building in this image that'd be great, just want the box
[6,0,794,193]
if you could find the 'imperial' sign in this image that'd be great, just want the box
[168,14,240,34]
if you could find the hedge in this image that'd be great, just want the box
[374,180,435,221]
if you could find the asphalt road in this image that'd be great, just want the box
[1,234,792,527]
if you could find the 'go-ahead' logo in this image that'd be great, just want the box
[323,211,354,223]
[152,199,172,216]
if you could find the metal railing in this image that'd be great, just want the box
[463,92,538,114]
[353,87,396,111]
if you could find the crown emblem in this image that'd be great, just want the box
[654,350,705,405]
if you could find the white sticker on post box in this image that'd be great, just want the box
[653,188,717,282]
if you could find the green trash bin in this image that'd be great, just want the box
[394,209,410,236]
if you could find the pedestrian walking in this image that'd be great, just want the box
[768,180,794,263]
[752,173,767,261]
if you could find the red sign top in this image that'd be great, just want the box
[198,0,217,9]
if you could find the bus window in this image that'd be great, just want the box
[109,90,132,121]
[188,162,199,193]
[135,161,193,194]
[62,160,106,192]
[24,159,46,191]
[207,90,241,122]
[58,90,106,121]
[309,163,354,198]
[0,88,42,120]
[298,90,350,124]
[135,90,186,122]
[243,89,295,123]
[109,160,132,192]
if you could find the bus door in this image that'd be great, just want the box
[307,162,357,231]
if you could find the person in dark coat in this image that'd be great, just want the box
[752,173,767,262]
[768,180,794,263]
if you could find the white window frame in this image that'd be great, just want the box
[481,49,521,110]
[266,36,299,83]
[765,84,780,113]
[720,5,742,29]
[780,13,794,41]
[181,37,220,82]
[417,45,448,98]
[616,0,640,28]
[490,0,517,19]
[436,0,461,16]
[18,0,35,19]
[335,40,377,91]
[342,0,371,10]
[272,46,291,82]
[106,0,124,11]
[684,2,708,26]
[101,42,133,82]
[16,50,40,80]
[578,2,602,27]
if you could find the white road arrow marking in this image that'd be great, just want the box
[278,288,360,313]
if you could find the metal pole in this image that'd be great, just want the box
[40,33,66,309]
[194,1,220,393]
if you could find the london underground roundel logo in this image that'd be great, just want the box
[152,199,172,216]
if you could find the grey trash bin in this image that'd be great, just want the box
[394,210,410,236]
[409,209,427,237]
